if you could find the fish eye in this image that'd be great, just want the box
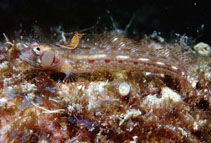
[32,46,42,56]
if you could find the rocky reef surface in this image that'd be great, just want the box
[0,34,211,143]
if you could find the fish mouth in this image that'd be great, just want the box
[19,53,40,67]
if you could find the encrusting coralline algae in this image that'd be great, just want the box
[0,33,211,142]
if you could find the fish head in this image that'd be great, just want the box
[20,42,64,69]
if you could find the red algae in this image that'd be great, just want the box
[0,32,211,143]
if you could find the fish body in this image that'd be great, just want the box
[20,34,192,95]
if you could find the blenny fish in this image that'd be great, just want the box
[19,34,193,96]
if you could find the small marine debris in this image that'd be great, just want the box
[57,33,84,49]
[118,82,131,96]
[193,42,211,56]
[0,98,7,107]
[141,87,181,109]
[119,109,142,126]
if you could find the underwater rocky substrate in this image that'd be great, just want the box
[0,35,211,143]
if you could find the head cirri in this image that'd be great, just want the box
[20,42,64,69]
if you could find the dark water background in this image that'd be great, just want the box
[0,0,210,43]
